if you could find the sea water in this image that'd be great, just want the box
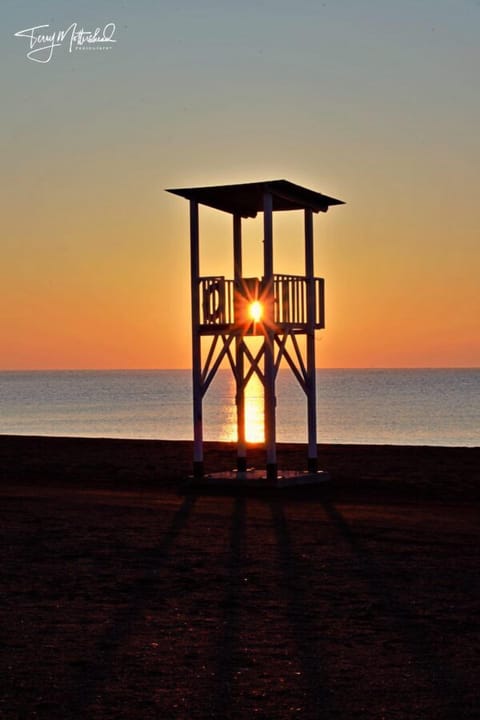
[0,369,478,447]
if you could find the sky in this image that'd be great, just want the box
[1,0,479,369]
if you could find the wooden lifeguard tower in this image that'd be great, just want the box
[167,179,344,487]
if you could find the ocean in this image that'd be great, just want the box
[0,369,478,447]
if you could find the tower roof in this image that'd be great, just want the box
[166,179,344,218]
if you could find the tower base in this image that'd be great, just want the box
[186,467,330,491]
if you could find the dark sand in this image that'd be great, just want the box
[1,436,479,719]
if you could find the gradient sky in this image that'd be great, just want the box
[1,0,479,369]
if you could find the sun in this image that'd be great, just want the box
[248,300,263,323]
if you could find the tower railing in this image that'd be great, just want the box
[199,274,325,331]
[273,274,325,328]
[199,276,234,326]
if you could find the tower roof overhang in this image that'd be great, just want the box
[166,179,344,218]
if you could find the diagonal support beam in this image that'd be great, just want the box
[242,342,265,388]
[222,335,239,382]
[290,333,308,383]
[274,330,291,377]
[274,335,307,394]
[201,335,219,387]
[202,333,236,397]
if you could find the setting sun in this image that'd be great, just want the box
[248,301,263,323]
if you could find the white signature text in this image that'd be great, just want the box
[14,22,116,63]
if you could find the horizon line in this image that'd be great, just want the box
[1,366,479,372]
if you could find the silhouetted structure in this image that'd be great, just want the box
[167,179,344,486]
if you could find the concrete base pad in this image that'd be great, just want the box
[186,467,331,491]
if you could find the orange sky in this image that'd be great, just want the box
[2,188,478,369]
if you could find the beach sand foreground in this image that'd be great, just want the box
[1,436,479,719]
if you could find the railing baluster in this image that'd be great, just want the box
[289,278,293,323]
[301,278,305,323]
[295,278,299,323]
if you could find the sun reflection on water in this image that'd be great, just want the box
[220,372,265,443]
[244,373,264,443]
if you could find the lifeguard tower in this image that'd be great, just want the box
[167,180,344,487]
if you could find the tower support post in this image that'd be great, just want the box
[305,208,318,473]
[190,199,203,478]
[263,192,277,481]
[233,214,247,472]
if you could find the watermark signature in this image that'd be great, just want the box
[14,22,116,63]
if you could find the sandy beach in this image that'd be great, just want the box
[1,436,479,719]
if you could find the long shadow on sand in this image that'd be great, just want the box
[269,499,337,717]
[321,500,472,719]
[211,496,247,717]
[65,494,198,718]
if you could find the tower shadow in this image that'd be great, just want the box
[66,494,198,718]
[269,498,336,717]
[321,499,472,719]
[211,496,247,718]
